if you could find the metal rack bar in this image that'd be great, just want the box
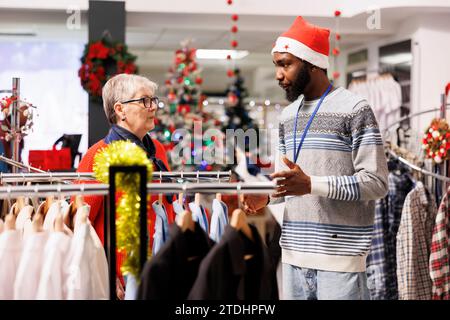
[387,150,450,183]
[0,155,46,173]
[0,170,232,183]
[0,181,276,199]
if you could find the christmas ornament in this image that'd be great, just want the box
[93,140,153,277]
[334,10,341,17]
[231,40,238,48]
[422,118,450,163]
[332,48,340,56]
[231,14,239,21]
[0,95,35,139]
[227,0,233,4]
[231,25,238,33]
[227,69,235,77]
[332,71,340,79]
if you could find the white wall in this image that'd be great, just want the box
[411,14,450,133]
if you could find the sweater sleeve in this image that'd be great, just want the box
[310,102,389,201]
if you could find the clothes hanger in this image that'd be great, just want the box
[66,186,86,230]
[177,210,195,233]
[31,211,44,233]
[216,171,222,201]
[230,208,254,242]
[54,213,64,232]
[4,212,16,231]
[158,171,163,204]
[195,171,201,206]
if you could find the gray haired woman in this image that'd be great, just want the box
[76,73,175,299]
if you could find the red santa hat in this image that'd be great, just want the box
[271,16,330,69]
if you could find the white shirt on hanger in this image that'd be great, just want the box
[14,231,49,299]
[36,230,71,300]
[64,205,109,300]
[0,229,22,299]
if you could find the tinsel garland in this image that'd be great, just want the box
[93,140,153,277]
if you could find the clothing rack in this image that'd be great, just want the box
[0,171,232,183]
[0,170,275,299]
[0,155,46,173]
[387,149,450,183]
[384,101,450,203]
[0,181,276,199]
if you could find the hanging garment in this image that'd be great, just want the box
[209,199,228,242]
[188,202,209,234]
[188,224,278,300]
[14,231,49,299]
[124,274,139,300]
[396,182,437,299]
[0,229,22,299]
[429,187,450,300]
[43,201,69,230]
[348,74,402,131]
[366,171,414,300]
[64,205,109,300]
[152,201,170,256]
[36,230,72,300]
[137,222,212,300]
[15,205,34,232]
[172,201,185,217]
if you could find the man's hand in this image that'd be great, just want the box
[241,194,269,215]
[270,157,311,198]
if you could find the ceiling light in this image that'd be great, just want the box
[379,53,412,65]
[196,49,249,60]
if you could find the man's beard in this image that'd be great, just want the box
[285,64,311,102]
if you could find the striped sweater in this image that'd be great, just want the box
[272,86,389,273]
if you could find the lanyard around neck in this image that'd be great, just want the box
[293,84,333,163]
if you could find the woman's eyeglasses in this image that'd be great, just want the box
[121,96,159,109]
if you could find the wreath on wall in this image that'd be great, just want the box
[422,118,450,163]
[78,38,138,97]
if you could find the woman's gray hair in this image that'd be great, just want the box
[102,74,158,124]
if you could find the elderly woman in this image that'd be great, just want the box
[77,74,175,297]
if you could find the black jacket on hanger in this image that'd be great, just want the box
[137,222,213,300]
[188,224,279,300]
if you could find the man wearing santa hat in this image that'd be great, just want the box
[243,16,388,300]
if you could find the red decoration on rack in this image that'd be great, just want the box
[231,40,238,48]
[334,10,341,17]
[332,71,340,79]
[227,69,235,77]
[231,25,238,33]
[332,48,340,56]
[227,0,233,5]
[231,14,239,21]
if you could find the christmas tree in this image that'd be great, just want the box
[223,68,255,131]
[151,39,222,171]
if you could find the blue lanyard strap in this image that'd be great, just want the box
[293,84,333,163]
